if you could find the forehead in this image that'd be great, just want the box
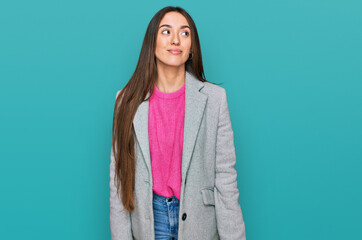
[159,12,189,27]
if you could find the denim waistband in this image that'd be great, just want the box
[153,192,180,204]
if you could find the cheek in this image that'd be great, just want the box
[155,40,167,53]
[155,46,164,58]
[184,39,192,51]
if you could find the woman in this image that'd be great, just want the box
[110,6,246,240]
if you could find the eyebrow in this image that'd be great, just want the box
[159,24,191,30]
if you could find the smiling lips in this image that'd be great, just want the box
[168,49,182,55]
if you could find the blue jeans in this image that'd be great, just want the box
[152,192,180,240]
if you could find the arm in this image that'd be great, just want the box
[109,90,133,240]
[214,88,246,240]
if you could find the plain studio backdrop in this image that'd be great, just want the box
[0,0,361,239]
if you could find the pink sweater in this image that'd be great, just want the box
[148,82,185,200]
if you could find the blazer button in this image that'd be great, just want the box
[182,213,187,221]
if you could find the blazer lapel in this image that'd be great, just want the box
[132,70,208,184]
[181,71,208,182]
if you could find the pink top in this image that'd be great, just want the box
[148,82,185,200]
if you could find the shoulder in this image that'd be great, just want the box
[201,81,227,100]
[198,81,230,117]
[113,89,126,109]
[115,89,122,99]
[115,89,126,103]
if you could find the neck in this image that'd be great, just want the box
[155,63,186,93]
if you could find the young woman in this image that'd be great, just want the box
[110,6,246,240]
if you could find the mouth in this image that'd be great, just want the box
[168,49,182,55]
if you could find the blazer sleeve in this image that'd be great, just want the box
[214,88,246,240]
[109,90,133,240]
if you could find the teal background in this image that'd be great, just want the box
[0,0,361,239]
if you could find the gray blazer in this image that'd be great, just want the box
[110,70,246,240]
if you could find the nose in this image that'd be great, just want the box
[171,32,180,45]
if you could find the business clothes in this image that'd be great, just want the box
[110,70,246,240]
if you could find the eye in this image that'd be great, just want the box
[161,29,170,34]
[181,31,190,36]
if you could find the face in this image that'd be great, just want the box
[155,12,192,68]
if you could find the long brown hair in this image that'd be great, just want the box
[112,6,209,212]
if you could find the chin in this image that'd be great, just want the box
[158,58,187,68]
